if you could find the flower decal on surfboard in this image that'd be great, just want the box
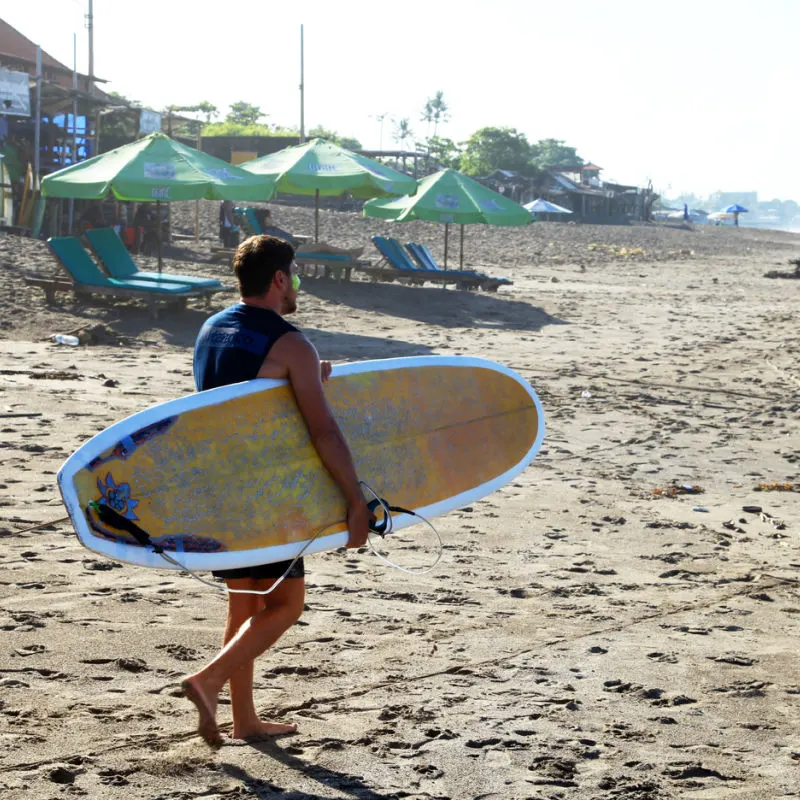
[96,473,139,520]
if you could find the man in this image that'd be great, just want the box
[182,235,372,747]
[219,199,238,248]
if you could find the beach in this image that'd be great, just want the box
[1,207,799,799]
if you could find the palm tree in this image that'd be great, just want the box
[394,118,414,148]
[421,99,434,138]
[428,91,449,137]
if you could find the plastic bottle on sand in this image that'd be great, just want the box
[52,334,80,346]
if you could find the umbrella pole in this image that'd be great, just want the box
[157,200,163,274]
[444,224,449,268]
[459,224,464,270]
[315,189,320,243]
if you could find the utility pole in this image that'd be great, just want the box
[86,0,98,155]
[299,24,305,143]
[86,0,94,95]
[373,113,390,152]
[69,33,78,233]
[33,46,41,185]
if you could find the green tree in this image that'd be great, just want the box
[196,101,219,124]
[417,135,461,170]
[309,125,362,150]
[202,121,280,137]
[422,91,450,137]
[393,117,414,149]
[459,127,533,176]
[97,91,141,138]
[530,138,582,170]
[107,90,140,109]
[226,102,265,126]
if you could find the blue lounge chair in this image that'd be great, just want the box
[406,242,513,291]
[38,237,224,317]
[48,237,201,293]
[85,228,222,289]
[373,236,489,290]
[244,208,263,235]
[371,236,437,285]
[371,236,446,278]
[404,242,482,277]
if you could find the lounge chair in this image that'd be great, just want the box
[293,251,400,284]
[31,236,225,317]
[85,228,222,289]
[243,207,263,236]
[372,236,486,290]
[405,242,513,292]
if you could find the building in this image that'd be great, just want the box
[0,17,113,177]
[537,164,651,224]
[480,169,535,203]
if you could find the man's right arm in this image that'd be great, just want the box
[264,333,371,547]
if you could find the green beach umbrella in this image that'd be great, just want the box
[41,132,276,202]
[363,168,530,267]
[41,132,276,271]
[241,138,417,241]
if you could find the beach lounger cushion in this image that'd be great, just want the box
[85,228,222,289]
[406,242,512,286]
[48,237,199,294]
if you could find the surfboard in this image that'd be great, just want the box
[57,356,545,571]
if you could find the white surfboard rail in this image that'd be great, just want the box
[58,356,545,570]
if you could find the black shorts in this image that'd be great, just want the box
[212,558,305,581]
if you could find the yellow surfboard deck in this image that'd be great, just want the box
[58,356,544,570]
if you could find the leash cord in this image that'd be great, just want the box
[89,480,442,596]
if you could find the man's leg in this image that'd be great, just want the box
[226,577,303,739]
[182,575,305,745]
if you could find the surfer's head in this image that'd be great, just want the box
[234,235,298,315]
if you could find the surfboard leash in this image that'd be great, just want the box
[85,480,442,596]
[360,482,443,575]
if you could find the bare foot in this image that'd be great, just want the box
[233,718,298,741]
[181,677,223,748]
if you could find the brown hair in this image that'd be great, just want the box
[233,235,294,296]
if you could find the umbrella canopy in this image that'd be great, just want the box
[364,169,531,226]
[724,204,749,214]
[41,132,276,202]
[364,169,530,268]
[524,198,572,214]
[241,138,417,242]
[240,138,416,199]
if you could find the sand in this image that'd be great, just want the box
[1,203,799,799]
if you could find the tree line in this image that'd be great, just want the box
[101,90,584,178]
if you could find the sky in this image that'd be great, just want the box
[5,0,800,202]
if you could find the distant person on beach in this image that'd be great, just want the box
[182,235,373,746]
[134,205,159,256]
[219,200,238,248]
[79,204,104,233]
[255,208,297,247]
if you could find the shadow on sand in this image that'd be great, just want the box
[221,739,404,800]
[42,297,435,360]
[301,277,566,332]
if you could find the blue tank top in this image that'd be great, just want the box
[193,303,298,391]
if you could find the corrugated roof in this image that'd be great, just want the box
[0,17,105,93]
[552,173,578,191]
